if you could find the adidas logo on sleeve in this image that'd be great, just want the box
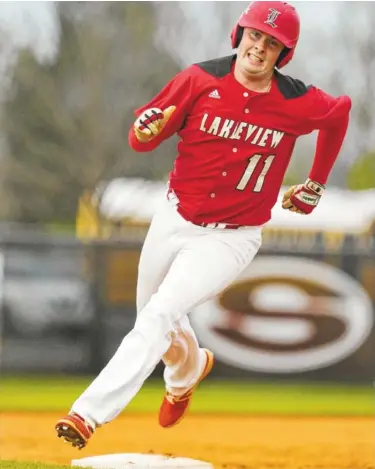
[208,89,221,99]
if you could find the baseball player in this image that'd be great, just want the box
[56,1,351,449]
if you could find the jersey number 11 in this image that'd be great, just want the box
[236,154,275,192]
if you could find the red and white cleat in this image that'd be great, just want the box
[158,348,214,428]
[55,412,94,449]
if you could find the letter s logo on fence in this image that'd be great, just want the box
[190,256,374,373]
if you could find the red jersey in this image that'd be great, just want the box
[129,55,351,226]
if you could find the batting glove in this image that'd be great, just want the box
[282,178,325,215]
[134,105,176,143]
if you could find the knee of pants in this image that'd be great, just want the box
[138,290,182,322]
[134,306,177,340]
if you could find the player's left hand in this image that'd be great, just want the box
[282,178,325,215]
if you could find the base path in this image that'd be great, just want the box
[1,413,373,469]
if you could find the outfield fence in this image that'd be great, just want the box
[0,226,374,383]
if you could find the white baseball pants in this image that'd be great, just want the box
[72,194,262,427]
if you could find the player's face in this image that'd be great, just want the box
[238,28,284,77]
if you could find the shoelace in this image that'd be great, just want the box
[70,413,94,434]
[165,388,194,405]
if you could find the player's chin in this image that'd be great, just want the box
[242,60,266,74]
[244,64,266,75]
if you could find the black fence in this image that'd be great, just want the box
[0,227,374,383]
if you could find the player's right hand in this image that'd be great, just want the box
[134,106,176,143]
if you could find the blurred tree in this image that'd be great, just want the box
[325,3,375,190]
[347,152,375,190]
[1,2,181,223]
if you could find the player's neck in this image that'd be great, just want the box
[234,67,274,93]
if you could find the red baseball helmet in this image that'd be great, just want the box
[230,1,300,68]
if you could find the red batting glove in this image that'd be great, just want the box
[282,178,325,215]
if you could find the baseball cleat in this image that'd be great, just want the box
[55,412,94,449]
[158,348,214,428]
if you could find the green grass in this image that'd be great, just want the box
[0,378,373,469]
[0,463,74,469]
[0,376,373,416]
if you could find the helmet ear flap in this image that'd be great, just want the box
[234,26,244,48]
[276,46,290,68]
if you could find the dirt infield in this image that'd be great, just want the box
[1,413,373,469]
